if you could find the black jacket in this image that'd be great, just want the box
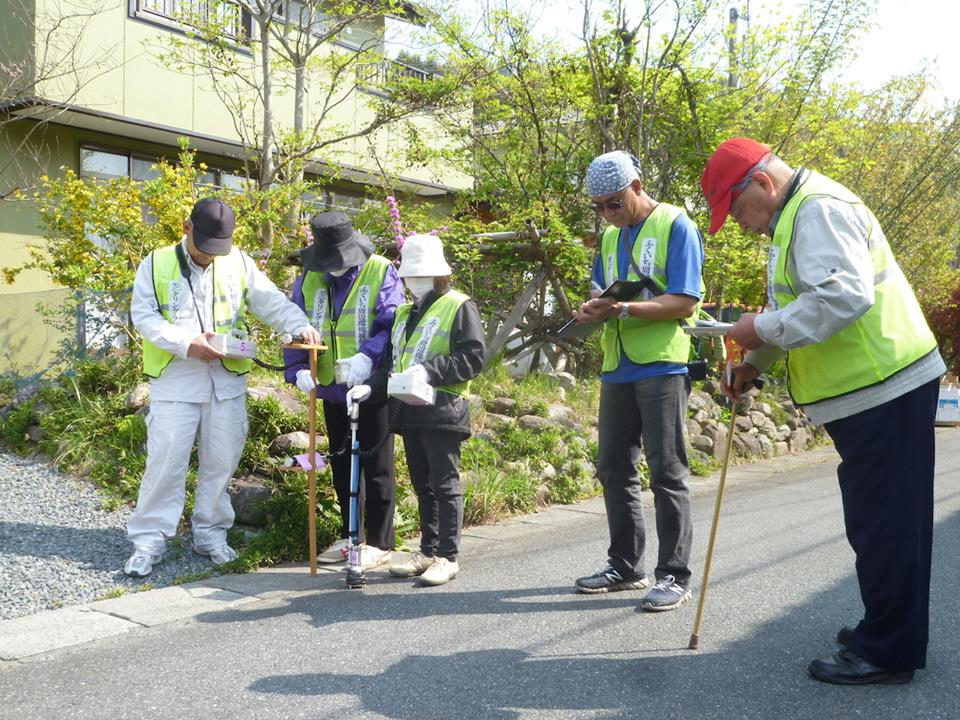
[369,289,485,437]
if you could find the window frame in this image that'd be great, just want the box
[127,0,253,46]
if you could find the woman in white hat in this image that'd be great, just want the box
[365,233,485,586]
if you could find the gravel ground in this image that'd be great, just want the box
[0,451,230,621]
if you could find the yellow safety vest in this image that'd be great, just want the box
[392,290,471,397]
[598,203,701,372]
[301,255,391,386]
[770,170,938,404]
[142,244,251,378]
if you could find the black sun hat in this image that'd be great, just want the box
[300,211,374,272]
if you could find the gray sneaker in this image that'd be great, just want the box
[640,575,692,611]
[575,565,650,594]
[124,547,163,577]
[194,544,238,565]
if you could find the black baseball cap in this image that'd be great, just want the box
[190,198,235,255]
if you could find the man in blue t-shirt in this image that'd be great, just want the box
[573,150,705,612]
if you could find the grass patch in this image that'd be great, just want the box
[96,586,129,600]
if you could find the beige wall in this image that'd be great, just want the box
[26,0,469,190]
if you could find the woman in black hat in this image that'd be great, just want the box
[284,211,405,568]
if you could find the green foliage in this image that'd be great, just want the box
[0,400,36,452]
[687,450,717,479]
[234,470,341,571]
[241,392,308,473]
[95,587,129,600]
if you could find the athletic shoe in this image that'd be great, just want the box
[317,538,351,564]
[574,565,650,594]
[389,552,435,578]
[195,544,238,565]
[420,557,459,586]
[123,547,164,578]
[359,546,392,569]
[640,575,692,611]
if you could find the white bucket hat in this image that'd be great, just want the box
[398,233,452,277]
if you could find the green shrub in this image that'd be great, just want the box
[0,399,36,452]
[241,392,307,473]
[687,449,717,478]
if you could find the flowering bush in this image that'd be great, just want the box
[927,288,960,376]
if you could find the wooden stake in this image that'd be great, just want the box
[689,365,740,650]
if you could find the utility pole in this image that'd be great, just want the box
[727,6,739,89]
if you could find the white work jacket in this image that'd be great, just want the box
[130,238,310,403]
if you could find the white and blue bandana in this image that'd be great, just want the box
[586,151,643,197]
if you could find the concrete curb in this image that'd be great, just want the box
[0,445,840,663]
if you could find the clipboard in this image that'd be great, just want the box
[554,317,600,340]
[682,320,733,337]
[597,279,656,301]
[551,279,656,340]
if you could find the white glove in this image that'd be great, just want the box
[346,384,372,403]
[344,352,373,389]
[406,363,430,385]
[295,369,316,394]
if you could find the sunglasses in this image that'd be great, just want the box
[590,195,626,213]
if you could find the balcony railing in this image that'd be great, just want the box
[357,58,435,89]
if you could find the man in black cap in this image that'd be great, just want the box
[284,211,404,568]
[126,198,322,577]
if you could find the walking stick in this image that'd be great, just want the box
[281,338,326,577]
[688,358,761,650]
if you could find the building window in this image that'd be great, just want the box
[129,0,251,41]
[79,144,251,191]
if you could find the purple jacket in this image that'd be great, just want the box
[283,259,404,404]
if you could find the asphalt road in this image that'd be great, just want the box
[2,430,958,720]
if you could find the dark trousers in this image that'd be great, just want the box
[597,374,693,585]
[402,428,464,562]
[824,378,939,671]
[323,400,396,550]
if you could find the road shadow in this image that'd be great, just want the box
[236,507,960,720]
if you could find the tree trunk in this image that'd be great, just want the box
[258,14,276,255]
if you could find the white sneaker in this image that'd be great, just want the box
[359,546,392,569]
[420,557,459,586]
[194,544,238,565]
[389,551,435,578]
[124,547,163,577]
[317,538,351,564]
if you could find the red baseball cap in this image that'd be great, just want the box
[700,137,771,234]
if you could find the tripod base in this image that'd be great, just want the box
[346,565,366,589]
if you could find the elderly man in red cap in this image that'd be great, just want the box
[701,138,945,685]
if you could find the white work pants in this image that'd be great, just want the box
[127,396,248,553]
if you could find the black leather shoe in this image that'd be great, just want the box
[836,626,854,646]
[808,649,915,685]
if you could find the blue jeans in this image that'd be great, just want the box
[597,374,692,585]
